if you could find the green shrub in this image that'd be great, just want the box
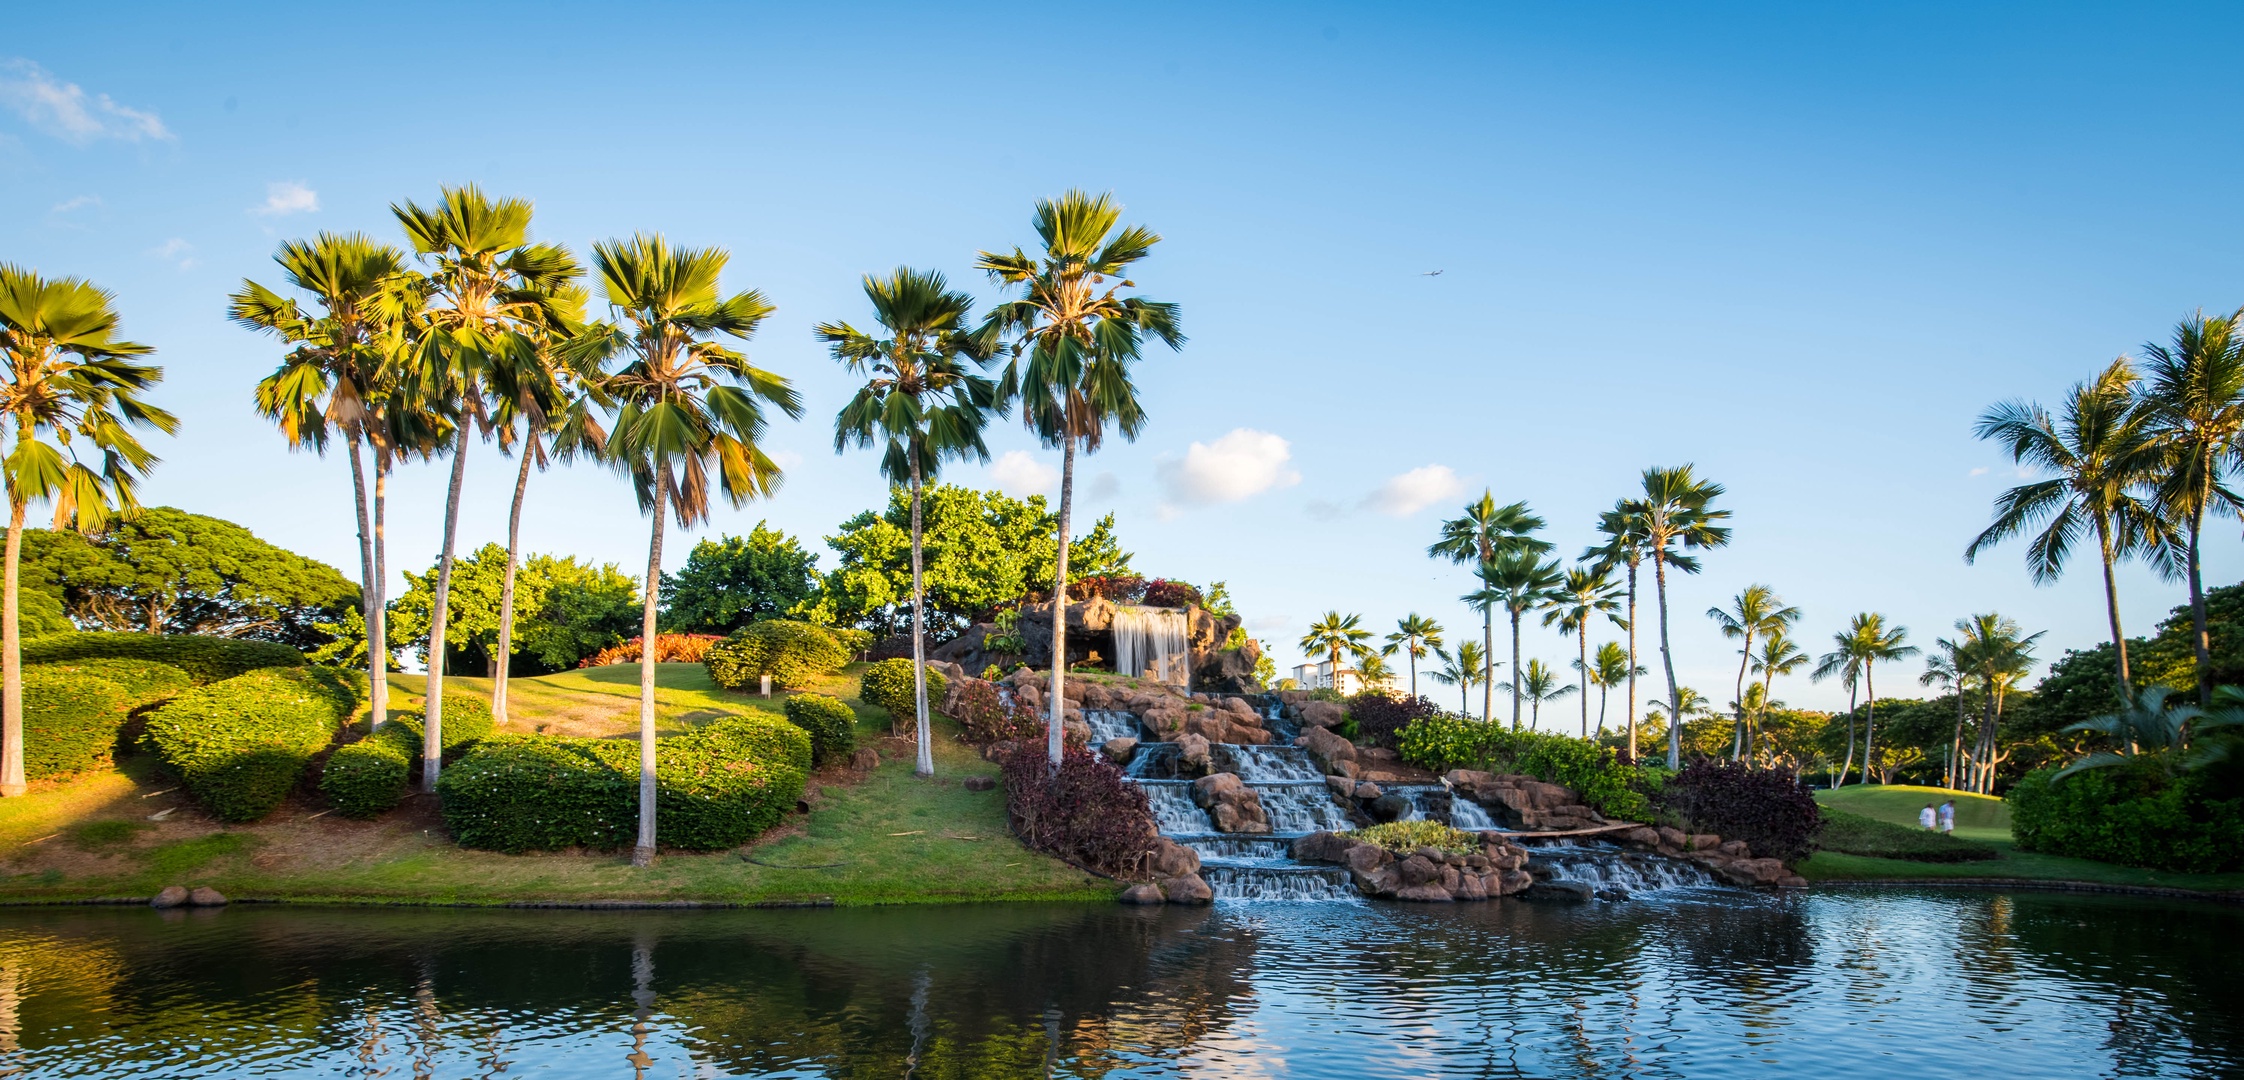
[31,658,191,709]
[860,658,946,722]
[319,725,418,818]
[1346,819,1479,854]
[703,620,850,690]
[387,692,497,753]
[1399,715,1664,821]
[2010,761,2244,873]
[21,668,130,779]
[436,717,810,854]
[141,667,362,822]
[23,632,303,684]
[1816,809,1999,862]
[783,693,857,767]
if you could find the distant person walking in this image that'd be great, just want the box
[1938,800,1956,834]
[1919,803,1937,831]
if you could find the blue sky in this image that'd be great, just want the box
[5,1,2239,719]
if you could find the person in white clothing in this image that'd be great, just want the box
[1919,804,1937,831]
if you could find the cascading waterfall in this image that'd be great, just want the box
[1141,781,1215,834]
[1220,745,1325,782]
[1529,844,1717,895]
[1082,709,1143,747]
[1113,606,1190,686]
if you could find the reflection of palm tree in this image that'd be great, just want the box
[1498,659,1577,730]
[1430,493,1548,722]
[1428,641,1488,716]
[1707,585,1801,761]
[1545,565,1623,738]
[1384,613,1444,698]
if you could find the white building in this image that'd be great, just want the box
[1290,659,1400,697]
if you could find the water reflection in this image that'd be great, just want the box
[0,891,2235,1078]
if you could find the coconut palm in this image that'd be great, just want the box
[1953,613,2042,794]
[1747,629,1807,763]
[1578,641,1641,738]
[1300,612,1373,693]
[1430,493,1549,721]
[393,185,581,789]
[233,233,414,737]
[1428,640,1489,716]
[1647,685,1710,757]
[1812,614,1916,787]
[822,268,999,778]
[1543,565,1623,738]
[979,191,1182,768]
[1473,551,1564,730]
[1920,638,1971,790]
[0,267,177,795]
[1383,613,1444,697]
[577,234,802,866]
[1628,465,1732,768]
[1967,358,2168,702]
[1497,659,1577,731]
[1354,650,1395,690]
[1585,503,1651,760]
[1707,585,1802,761]
[2138,314,2244,704]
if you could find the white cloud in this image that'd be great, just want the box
[1967,466,1989,477]
[989,450,1059,495]
[147,237,194,270]
[253,180,318,216]
[1155,428,1300,513]
[49,194,99,214]
[0,59,172,144]
[1362,464,1463,517]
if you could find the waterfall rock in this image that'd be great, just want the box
[1297,725,1357,771]
[1101,737,1139,765]
[1397,854,1442,886]
[1291,831,1532,902]
[1657,826,1688,850]
[1353,781,1383,801]
[1325,775,1356,798]
[1299,701,1345,729]
[150,885,189,909]
[1120,883,1167,905]
[1174,733,1214,777]
[1718,839,1752,858]
[1370,793,1411,822]
[1525,879,1595,902]
[1191,773,1273,834]
[1151,837,1202,878]
[1161,873,1214,905]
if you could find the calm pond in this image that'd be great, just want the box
[0,888,2236,1078]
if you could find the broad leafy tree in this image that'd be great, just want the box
[389,542,640,674]
[1628,466,1732,768]
[1706,584,1801,761]
[1383,613,1444,698]
[1429,493,1548,722]
[660,523,821,634]
[18,508,355,645]
[2138,314,2244,703]
[1544,565,1623,738]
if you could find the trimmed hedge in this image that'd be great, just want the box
[142,666,363,822]
[21,668,130,780]
[320,725,418,818]
[860,658,947,724]
[1398,716,1663,821]
[31,658,191,709]
[704,620,851,691]
[436,716,810,853]
[1816,808,1999,863]
[783,693,857,767]
[2010,762,2244,873]
[396,692,497,753]
[23,632,303,684]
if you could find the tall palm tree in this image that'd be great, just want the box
[1920,637,1972,791]
[1967,358,2167,702]
[1430,493,1549,722]
[1747,629,1806,763]
[1954,613,2042,794]
[393,185,580,789]
[1543,565,1623,738]
[1585,504,1651,760]
[1299,612,1373,693]
[1498,659,1577,731]
[1383,613,1444,698]
[233,232,413,737]
[579,234,801,866]
[1812,614,1916,787]
[0,267,176,795]
[1428,640,1489,716]
[979,191,1182,768]
[1474,551,1563,730]
[2138,313,2244,704]
[1630,466,1732,768]
[821,268,998,778]
[1354,650,1395,689]
[1706,584,1802,761]
[1579,640,1641,738]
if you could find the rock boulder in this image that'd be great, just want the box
[1191,773,1272,834]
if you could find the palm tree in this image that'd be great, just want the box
[1706,585,1802,761]
[1953,613,2042,794]
[2057,686,2242,780]
[1920,637,1973,791]
[393,185,580,789]
[579,234,801,866]
[2138,314,2244,704]
[1747,629,1806,763]
[1355,650,1395,690]
[1585,504,1651,760]
[821,268,998,778]
[1543,565,1623,738]
[0,267,176,795]
[1473,551,1563,730]
[233,233,413,737]
[1630,466,1732,768]
[1579,641,1641,738]
[1430,493,1549,721]
[1498,659,1577,731]
[979,191,1182,768]
[1299,612,1373,693]
[1812,614,1917,787]
[1967,358,2167,702]
[1647,685,1710,758]
[1383,613,1444,698]
[1428,640,1489,716]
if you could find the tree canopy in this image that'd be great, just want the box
[391,543,641,674]
[659,522,820,635]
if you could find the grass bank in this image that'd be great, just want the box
[1801,783,2244,896]
[0,663,1116,907]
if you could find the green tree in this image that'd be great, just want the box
[1921,636,1973,789]
[1472,550,1563,730]
[0,266,177,795]
[1299,612,1372,692]
[979,190,1182,768]
[1748,628,1808,763]
[234,231,413,732]
[1968,358,2167,702]
[580,234,801,866]
[1706,584,1801,761]
[1427,640,1488,716]
[1354,649,1394,687]
[1813,613,1917,786]
[1954,613,2042,793]
[1579,640,1642,738]
[1496,658,1577,731]
[1629,465,1732,768]
[1585,502,1652,759]
[2139,313,2244,704]
[822,267,999,778]
[389,543,639,674]
[660,523,820,633]
[1383,613,1444,698]
[1429,493,1549,722]
[1544,564,1623,738]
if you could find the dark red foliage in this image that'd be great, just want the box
[1066,575,1148,603]
[1657,759,1824,862]
[1346,691,1444,750]
[998,742,1158,881]
[949,680,1044,744]
[1140,578,1202,609]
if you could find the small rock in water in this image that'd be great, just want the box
[1596,887,1632,902]
[1524,879,1594,902]
[962,776,996,792]
[1162,873,1213,905]
[186,887,228,907]
[1119,883,1166,905]
[1100,737,1138,765]
[150,885,189,909]
[1354,781,1383,801]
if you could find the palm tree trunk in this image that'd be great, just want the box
[1597,679,1609,738]
[1838,684,1859,787]
[1654,554,1682,769]
[0,499,24,797]
[349,441,388,733]
[909,461,932,778]
[492,444,535,726]
[372,456,390,731]
[2187,496,2210,705]
[1862,661,1878,785]
[1948,688,1967,791]
[421,424,472,792]
[633,468,668,868]
[1757,667,1778,764]
[1509,608,1524,731]
[1045,436,1075,770]
[1481,607,1493,723]
[2096,521,2132,702]
[1625,557,1639,763]
[1730,630,1753,761]
[1408,644,1418,698]
[1578,625,1590,739]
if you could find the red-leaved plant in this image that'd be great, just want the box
[998,742,1158,881]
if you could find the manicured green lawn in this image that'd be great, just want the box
[1815,783,2011,841]
[0,663,1116,907]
